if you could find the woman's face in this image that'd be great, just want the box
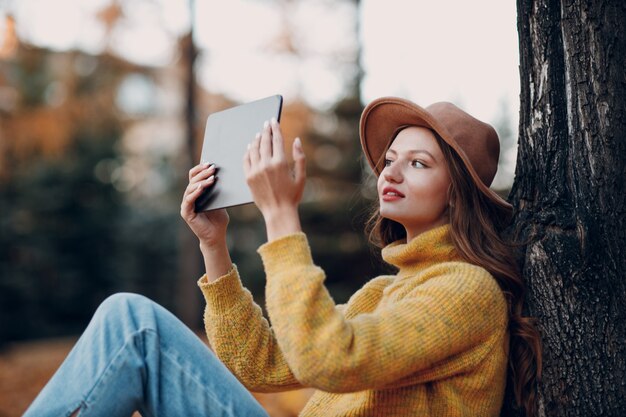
[377,126,451,241]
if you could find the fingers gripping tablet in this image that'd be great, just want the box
[194,95,283,212]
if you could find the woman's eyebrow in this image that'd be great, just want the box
[386,148,438,162]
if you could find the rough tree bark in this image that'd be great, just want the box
[505,0,626,415]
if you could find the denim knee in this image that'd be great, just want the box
[94,292,152,323]
[99,292,150,310]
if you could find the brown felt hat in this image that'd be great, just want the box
[359,96,512,210]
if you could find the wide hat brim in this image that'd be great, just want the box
[359,97,512,211]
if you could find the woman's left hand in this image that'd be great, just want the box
[244,117,306,240]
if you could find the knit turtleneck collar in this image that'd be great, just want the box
[381,223,461,277]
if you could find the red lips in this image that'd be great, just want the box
[382,186,405,200]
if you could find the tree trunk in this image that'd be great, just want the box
[508,0,626,415]
[176,13,203,329]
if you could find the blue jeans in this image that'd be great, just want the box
[23,293,271,417]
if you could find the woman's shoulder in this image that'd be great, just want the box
[351,275,396,299]
[340,275,395,314]
[423,260,498,284]
[415,261,507,307]
[399,262,509,331]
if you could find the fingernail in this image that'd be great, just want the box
[203,162,211,167]
[271,117,277,125]
[247,143,251,150]
[207,175,215,183]
[263,120,269,129]
[295,137,302,148]
[208,163,215,170]
[255,133,261,140]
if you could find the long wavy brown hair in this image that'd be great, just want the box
[365,129,542,417]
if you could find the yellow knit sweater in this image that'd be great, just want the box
[198,223,509,416]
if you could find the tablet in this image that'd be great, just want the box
[194,94,283,212]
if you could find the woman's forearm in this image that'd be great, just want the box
[199,241,233,282]
[264,206,302,242]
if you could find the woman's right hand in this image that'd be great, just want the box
[180,163,230,248]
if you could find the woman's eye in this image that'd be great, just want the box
[411,160,426,168]
[384,158,393,167]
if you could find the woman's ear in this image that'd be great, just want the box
[446,184,455,210]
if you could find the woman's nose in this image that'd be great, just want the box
[383,164,402,183]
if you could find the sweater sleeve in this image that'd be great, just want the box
[258,232,508,393]
[197,264,302,392]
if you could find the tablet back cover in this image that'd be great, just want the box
[195,95,283,212]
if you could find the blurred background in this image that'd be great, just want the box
[0,0,518,414]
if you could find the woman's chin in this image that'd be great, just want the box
[379,211,405,226]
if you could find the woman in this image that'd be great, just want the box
[24,97,542,417]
